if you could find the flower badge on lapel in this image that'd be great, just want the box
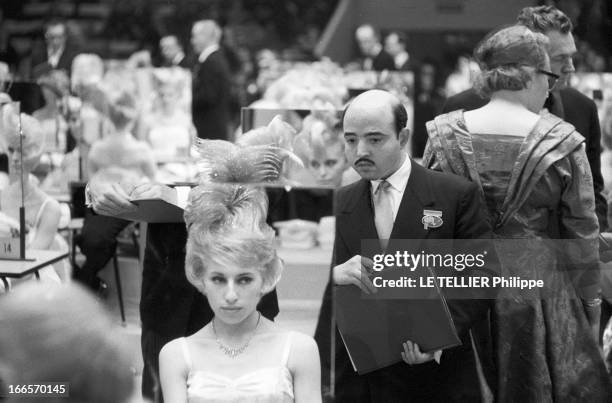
[422,209,443,230]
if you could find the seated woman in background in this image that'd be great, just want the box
[74,87,156,292]
[41,96,87,192]
[71,54,114,149]
[88,88,156,182]
[138,68,195,162]
[159,183,321,402]
[33,69,70,156]
[0,283,138,403]
[0,108,69,284]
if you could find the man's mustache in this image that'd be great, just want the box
[355,158,375,165]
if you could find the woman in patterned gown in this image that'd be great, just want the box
[424,25,611,402]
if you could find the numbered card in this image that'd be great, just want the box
[0,237,21,259]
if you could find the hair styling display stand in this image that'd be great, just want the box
[0,101,34,262]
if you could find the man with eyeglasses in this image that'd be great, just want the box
[30,19,80,78]
[443,5,607,232]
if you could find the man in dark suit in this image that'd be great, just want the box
[355,24,396,71]
[442,5,607,230]
[190,19,231,140]
[30,19,80,78]
[314,90,495,402]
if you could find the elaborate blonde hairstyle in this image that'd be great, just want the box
[71,53,104,93]
[293,110,344,163]
[1,111,44,168]
[184,183,282,294]
[105,88,138,131]
[0,283,134,403]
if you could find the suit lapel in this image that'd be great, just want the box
[547,90,565,120]
[339,179,380,255]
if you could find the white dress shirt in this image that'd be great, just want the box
[47,45,64,68]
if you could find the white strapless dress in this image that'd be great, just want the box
[179,333,295,403]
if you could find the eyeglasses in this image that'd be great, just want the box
[537,69,560,90]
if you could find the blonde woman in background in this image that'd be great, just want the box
[0,106,69,284]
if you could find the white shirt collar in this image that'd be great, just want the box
[394,52,409,69]
[371,154,411,193]
[198,44,219,63]
[172,52,185,65]
[371,43,382,58]
[47,45,64,68]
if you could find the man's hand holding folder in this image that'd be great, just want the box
[88,177,187,223]
[333,255,377,294]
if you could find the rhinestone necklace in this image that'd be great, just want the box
[212,313,261,358]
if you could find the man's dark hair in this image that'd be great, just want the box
[516,6,573,34]
[391,99,407,135]
[342,96,407,137]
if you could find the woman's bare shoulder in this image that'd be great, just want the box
[287,331,319,358]
[160,337,184,358]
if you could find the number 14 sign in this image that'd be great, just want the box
[0,237,21,259]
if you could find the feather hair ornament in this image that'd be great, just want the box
[194,115,303,184]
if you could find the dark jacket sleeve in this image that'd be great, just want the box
[585,100,608,230]
[313,189,350,386]
[441,88,488,114]
[446,181,498,338]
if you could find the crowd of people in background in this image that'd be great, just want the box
[1,1,612,403]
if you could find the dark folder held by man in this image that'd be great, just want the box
[334,273,461,375]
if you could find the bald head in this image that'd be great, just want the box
[344,90,407,137]
[355,24,380,57]
[342,90,408,180]
[191,20,221,54]
[356,25,376,39]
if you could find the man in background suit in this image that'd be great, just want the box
[190,20,231,140]
[314,90,495,402]
[30,19,80,78]
[355,25,396,71]
[442,5,607,230]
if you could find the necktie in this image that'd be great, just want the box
[374,180,394,250]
